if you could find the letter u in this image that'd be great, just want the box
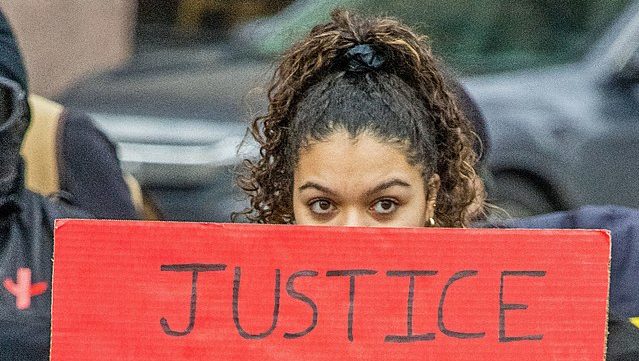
[232,267,281,339]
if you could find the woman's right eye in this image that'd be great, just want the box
[309,199,335,214]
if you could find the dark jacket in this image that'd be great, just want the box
[0,9,136,359]
[0,176,88,361]
[0,76,89,360]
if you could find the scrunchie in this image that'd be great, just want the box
[345,44,385,72]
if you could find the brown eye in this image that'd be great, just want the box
[309,199,335,214]
[371,199,398,215]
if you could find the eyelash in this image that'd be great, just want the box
[307,198,400,216]
[370,198,399,215]
[308,198,336,215]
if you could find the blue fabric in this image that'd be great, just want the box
[504,205,639,319]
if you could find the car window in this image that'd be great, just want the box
[246,0,631,74]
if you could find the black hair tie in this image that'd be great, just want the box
[345,44,385,73]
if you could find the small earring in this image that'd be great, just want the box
[429,217,435,227]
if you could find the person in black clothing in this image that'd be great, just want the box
[0,8,137,360]
[0,70,88,361]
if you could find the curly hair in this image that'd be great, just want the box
[237,9,484,227]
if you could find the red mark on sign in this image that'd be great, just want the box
[3,268,48,310]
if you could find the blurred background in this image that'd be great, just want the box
[2,0,638,221]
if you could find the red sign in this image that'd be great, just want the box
[51,220,610,361]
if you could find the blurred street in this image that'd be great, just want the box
[59,45,271,120]
[4,0,638,221]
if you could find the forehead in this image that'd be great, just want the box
[294,130,424,189]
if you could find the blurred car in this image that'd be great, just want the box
[58,0,637,220]
[58,47,268,221]
[468,0,639,216]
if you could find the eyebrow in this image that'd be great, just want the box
[365,179,412,197]
[298,182,338,196]
[298,179,411,197]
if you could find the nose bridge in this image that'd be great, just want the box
[341,206,369,227]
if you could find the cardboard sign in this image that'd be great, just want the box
[51,220,610,361]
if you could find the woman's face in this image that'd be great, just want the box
[293,129,439,227]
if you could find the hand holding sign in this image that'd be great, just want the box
[51,221,610,361]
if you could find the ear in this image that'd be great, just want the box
[424,174,440,224]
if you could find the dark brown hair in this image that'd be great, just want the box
[237,10,483,227]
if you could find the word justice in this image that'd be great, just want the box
[159,264,546,343]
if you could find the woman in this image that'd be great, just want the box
[238,9,483,227]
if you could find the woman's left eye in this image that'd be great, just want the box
[371,199,398,215]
